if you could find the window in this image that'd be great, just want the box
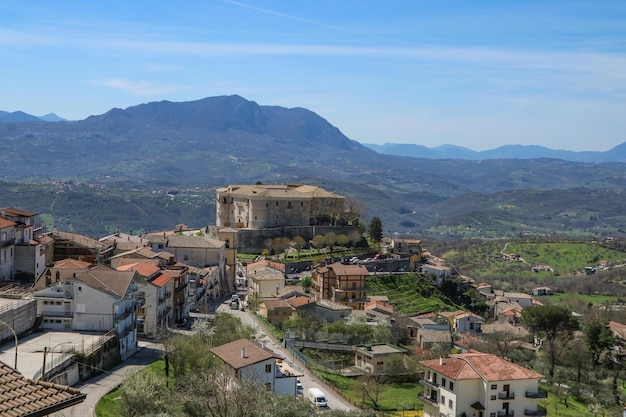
[276,201,279,206]
[490,414,496,417]
[288,201,292,209]
[491,384,497,390]
[441,378,446,387]
[158,244,164,249]
[265,364,272,373]
[490,395,496,400]
[184,255,189,261]
[265,383,272,391]
[301,201,304,207]
[449,381,454,390]
[448,399,453,408]
[440,395,445,404]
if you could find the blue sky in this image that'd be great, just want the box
[1,1,625,151]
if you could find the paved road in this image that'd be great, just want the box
[51,290,357,416]
[49,340,164,417]
[217,293,358,412]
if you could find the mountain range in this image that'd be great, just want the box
[1,95,625,239]
[364,142,626,163]
[0,111,66,123]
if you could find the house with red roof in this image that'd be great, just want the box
[419,353,546,417]
[211,339,301,396]
[117,262,173,337]
[312,262,369,310]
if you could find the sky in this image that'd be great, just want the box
[1,1,625,152]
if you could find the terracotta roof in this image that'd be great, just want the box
[150,273,172,287]
[420,353,543,382]
[0,361,86,416]
[286,295,315,308]
[610,321,626,340]
[53,231,109,250]
[1,208,38,218]
[211,339,279,370]
[317,262,368,276]
[247,259,285,272]
[217,184,343,199]
[52,258,92,269]
[261,299,292,309]
[0,218,16,229]
[117,262,161,278]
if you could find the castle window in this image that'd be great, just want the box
[288,201,292,209]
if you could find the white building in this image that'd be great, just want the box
[34,265,141,359]
[0,217,16,281]
[0,207,46,281]
[210,338,301,396]
[116,262,173,337]
[215,184,346,229]
[419,353,545,417]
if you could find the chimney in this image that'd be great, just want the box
[439,356,444,365]
[241,347,246,358]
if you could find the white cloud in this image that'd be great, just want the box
[98,79,182,96]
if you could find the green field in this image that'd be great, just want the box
[442,240,626,280]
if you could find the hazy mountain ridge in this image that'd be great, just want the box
[0,110,66,123]
[1,95,626,238]
[364,142,626,163]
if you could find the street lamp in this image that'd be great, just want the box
[42,341,72,380]
[0,320,18,369]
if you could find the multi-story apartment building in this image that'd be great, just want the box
[116,262,172,337]
[0,217,16,280]
[216,184,346,229]
[34,265,140,359]
[312,262,369,310]
[0,207,46,281]
[419,353,546,417]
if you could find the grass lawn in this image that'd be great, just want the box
[95,360,166,417]
[547,292,621,305]
[315,370,423,412]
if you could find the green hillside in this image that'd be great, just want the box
[366,273,459,314]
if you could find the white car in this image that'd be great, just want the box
[296,378,303,390]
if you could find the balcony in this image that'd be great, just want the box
[0,238,16,247]
[525,390,547,399]
[42,310,73,318]
[498,391,515,399]
[524,408,547,416]
[417,394,439,408]
[419,378,439,391]
[498,411,514,417]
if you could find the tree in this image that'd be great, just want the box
[325,232,337,253]
[300,276,313,293]
[368,217,383,243]
[312,235,326,252]
[290,235,306,258]
[354,374,385,410]
[336,233,350,248]
[584,314,614,366]
[521,305,580,377]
